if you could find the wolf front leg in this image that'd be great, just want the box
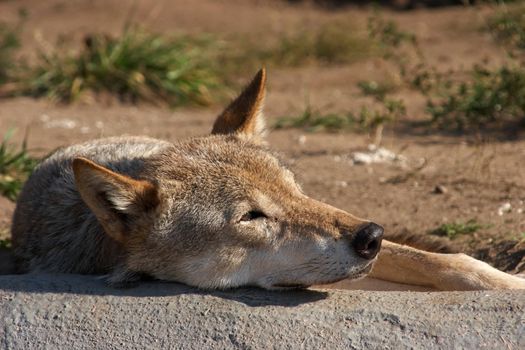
[369,240,525,291]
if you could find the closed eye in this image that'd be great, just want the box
[240,210,268,222]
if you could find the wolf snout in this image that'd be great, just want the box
[351,222,384,260]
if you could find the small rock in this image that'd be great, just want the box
[44,118,77,129]
[336,181,348,188]
[433,185,448,194]
[351,145,406,166]
[497,202,512,216]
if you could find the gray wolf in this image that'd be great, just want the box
[11,69,525,290]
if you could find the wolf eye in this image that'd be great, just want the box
[240,210,267,222]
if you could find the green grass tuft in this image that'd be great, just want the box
[0,130,38,201]
[275,106,357,132]
[427,65,525,130]
[362,10,525,132]
[368,13,417,50]
[17,27,222,106]
[0,238,11,249]
[274,99,405,133]
[430,220,484,240]
[0,20,22,85]
[487,4,525,54]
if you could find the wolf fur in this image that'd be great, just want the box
[11,69,525,291]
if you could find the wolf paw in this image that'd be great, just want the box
[447,254,525,290]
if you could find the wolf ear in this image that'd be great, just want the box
[212,68,267,138]
[72,157,159,243]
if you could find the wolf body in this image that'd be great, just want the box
[11,69,525,290]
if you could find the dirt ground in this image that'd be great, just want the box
[0,0,524,273]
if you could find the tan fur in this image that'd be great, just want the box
[73,157,160,243]
[369,241,525,290]
[11,69,525,291]
[212,68,267,138]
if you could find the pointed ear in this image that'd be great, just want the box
[212,68,267,138]
[72,157,159,243]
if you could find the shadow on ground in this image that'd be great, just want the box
[0,271,328,307]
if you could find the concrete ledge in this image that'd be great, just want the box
[1,274,524,349]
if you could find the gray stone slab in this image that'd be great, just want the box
[0,274,524,349]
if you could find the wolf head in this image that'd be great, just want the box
[73,69,383,289]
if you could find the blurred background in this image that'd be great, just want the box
[0,0,524,273]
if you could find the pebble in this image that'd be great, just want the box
[497,202,512,216]
[433,185,448,194]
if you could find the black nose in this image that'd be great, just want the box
[351,222,384,260]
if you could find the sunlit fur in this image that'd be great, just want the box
[12,69,373,289]
[12,134,373,289]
